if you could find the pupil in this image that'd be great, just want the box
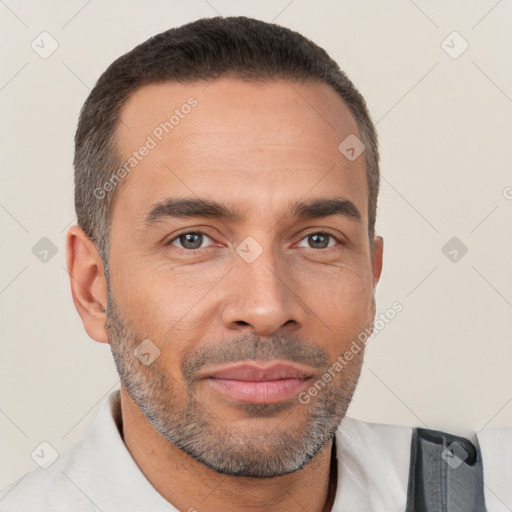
[182,233,202,249]
[310,233,328,249]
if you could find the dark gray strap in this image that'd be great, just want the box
[405,428,486,512]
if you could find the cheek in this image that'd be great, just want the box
[297,269,375,355]
[298,264,374,317]
[115,271,214,368]
[113,266,198,326]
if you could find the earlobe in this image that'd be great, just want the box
[371,236,384,288]
[66,225,109,344]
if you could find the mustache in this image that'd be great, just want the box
[181,332,331,386]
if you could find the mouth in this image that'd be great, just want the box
[201,362,314,404]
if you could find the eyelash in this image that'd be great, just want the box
[166,230,344,252]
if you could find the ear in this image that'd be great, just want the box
[66,225,109,344]
[370,236,384,289]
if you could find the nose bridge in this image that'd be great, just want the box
[221,237,303,335]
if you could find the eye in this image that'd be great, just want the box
[296,232,340,250]
[167,231,214,250]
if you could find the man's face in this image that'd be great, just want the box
[104,78,382,477]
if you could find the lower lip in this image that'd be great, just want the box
[206,377,311,403]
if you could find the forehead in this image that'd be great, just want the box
[112,78,368,225]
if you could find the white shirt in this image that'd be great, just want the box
[0,390,412,511]
[478,427,512,512]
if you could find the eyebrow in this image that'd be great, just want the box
[144,196,362,226]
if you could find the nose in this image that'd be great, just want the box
[221,245,305,337]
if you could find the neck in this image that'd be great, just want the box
[119,387,338,512]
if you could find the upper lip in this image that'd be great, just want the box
[201,362,315,381]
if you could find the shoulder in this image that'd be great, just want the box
[0,391,122,512]
[337,415,413,455]
[0,454,93,512]
[331,417,413,510]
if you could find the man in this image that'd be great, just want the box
[0,16,487,511]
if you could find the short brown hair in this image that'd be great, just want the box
[74,16,380,264]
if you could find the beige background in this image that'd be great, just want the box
[1,0,511,488]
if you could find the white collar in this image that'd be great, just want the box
[332,415,411,511]
[58,389,175,511]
